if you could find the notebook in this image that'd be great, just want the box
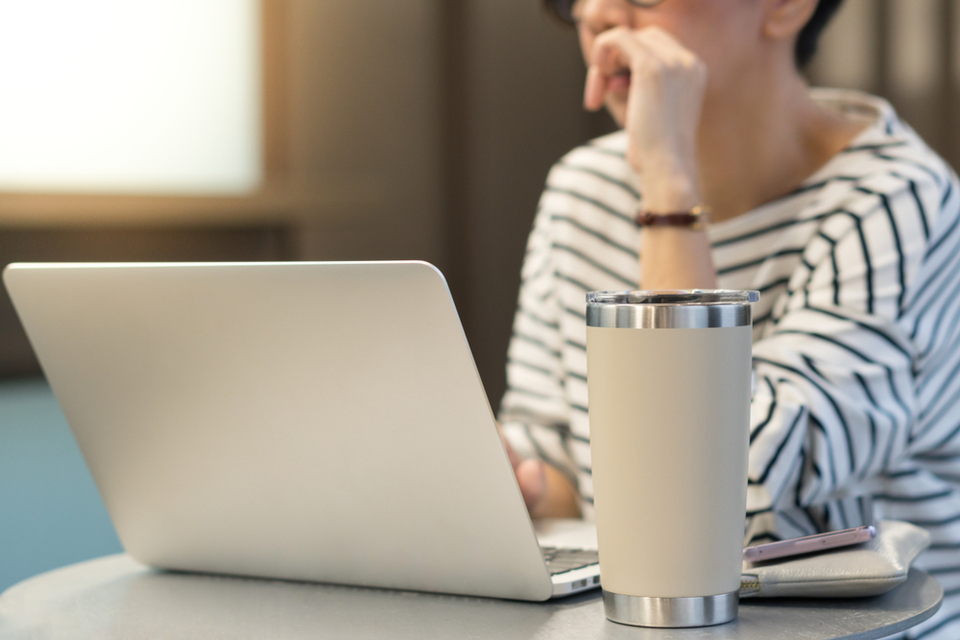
[3,260,599,601]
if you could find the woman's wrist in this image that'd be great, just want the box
[639,168,701,214]
[640,226,718,290]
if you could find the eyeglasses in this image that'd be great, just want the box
[546,0,667,25]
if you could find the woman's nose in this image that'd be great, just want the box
[577,0,634,35]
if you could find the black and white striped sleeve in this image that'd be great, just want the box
[498,201,579,483]
[746,173,957,516]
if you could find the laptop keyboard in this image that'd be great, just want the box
[540,547,599,575]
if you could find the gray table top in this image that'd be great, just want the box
[0,554,943,640]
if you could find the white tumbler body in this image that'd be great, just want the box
[587,325,752,599]
[585,289,757,627]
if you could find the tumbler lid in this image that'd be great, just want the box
[586,290,759,329]
[586,290,759,306]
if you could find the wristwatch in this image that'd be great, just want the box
[635,205,711,231]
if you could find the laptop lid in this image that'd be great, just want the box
[3,261,555,601]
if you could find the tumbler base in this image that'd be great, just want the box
[602,589,739,628]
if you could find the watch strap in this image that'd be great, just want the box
[635,205,710,230]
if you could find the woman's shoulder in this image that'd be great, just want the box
[710,91,960,257]
[804,89,957,207]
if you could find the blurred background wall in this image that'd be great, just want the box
[1,0,959,416]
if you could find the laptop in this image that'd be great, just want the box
[3,261,600,601]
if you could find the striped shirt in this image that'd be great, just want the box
[499,89,960,639]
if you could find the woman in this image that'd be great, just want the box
[499,1,960,637]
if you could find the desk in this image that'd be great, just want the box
[0,555,942,639]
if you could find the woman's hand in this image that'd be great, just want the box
[584,25,717,290]
[499,425,581,518]
[584,26,706,213]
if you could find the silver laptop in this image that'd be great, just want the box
[3,261,599,600]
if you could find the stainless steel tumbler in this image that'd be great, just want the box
[585,290,758,628]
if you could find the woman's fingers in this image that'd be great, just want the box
[638,25,701,69]
[583,27,643,110]
[498,422,547,512]
[515,458,547,511]
[583,26,703,111]
[583,65,603,110]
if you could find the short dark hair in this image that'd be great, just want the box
[541,0,846,69]
[795,0,845,68]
